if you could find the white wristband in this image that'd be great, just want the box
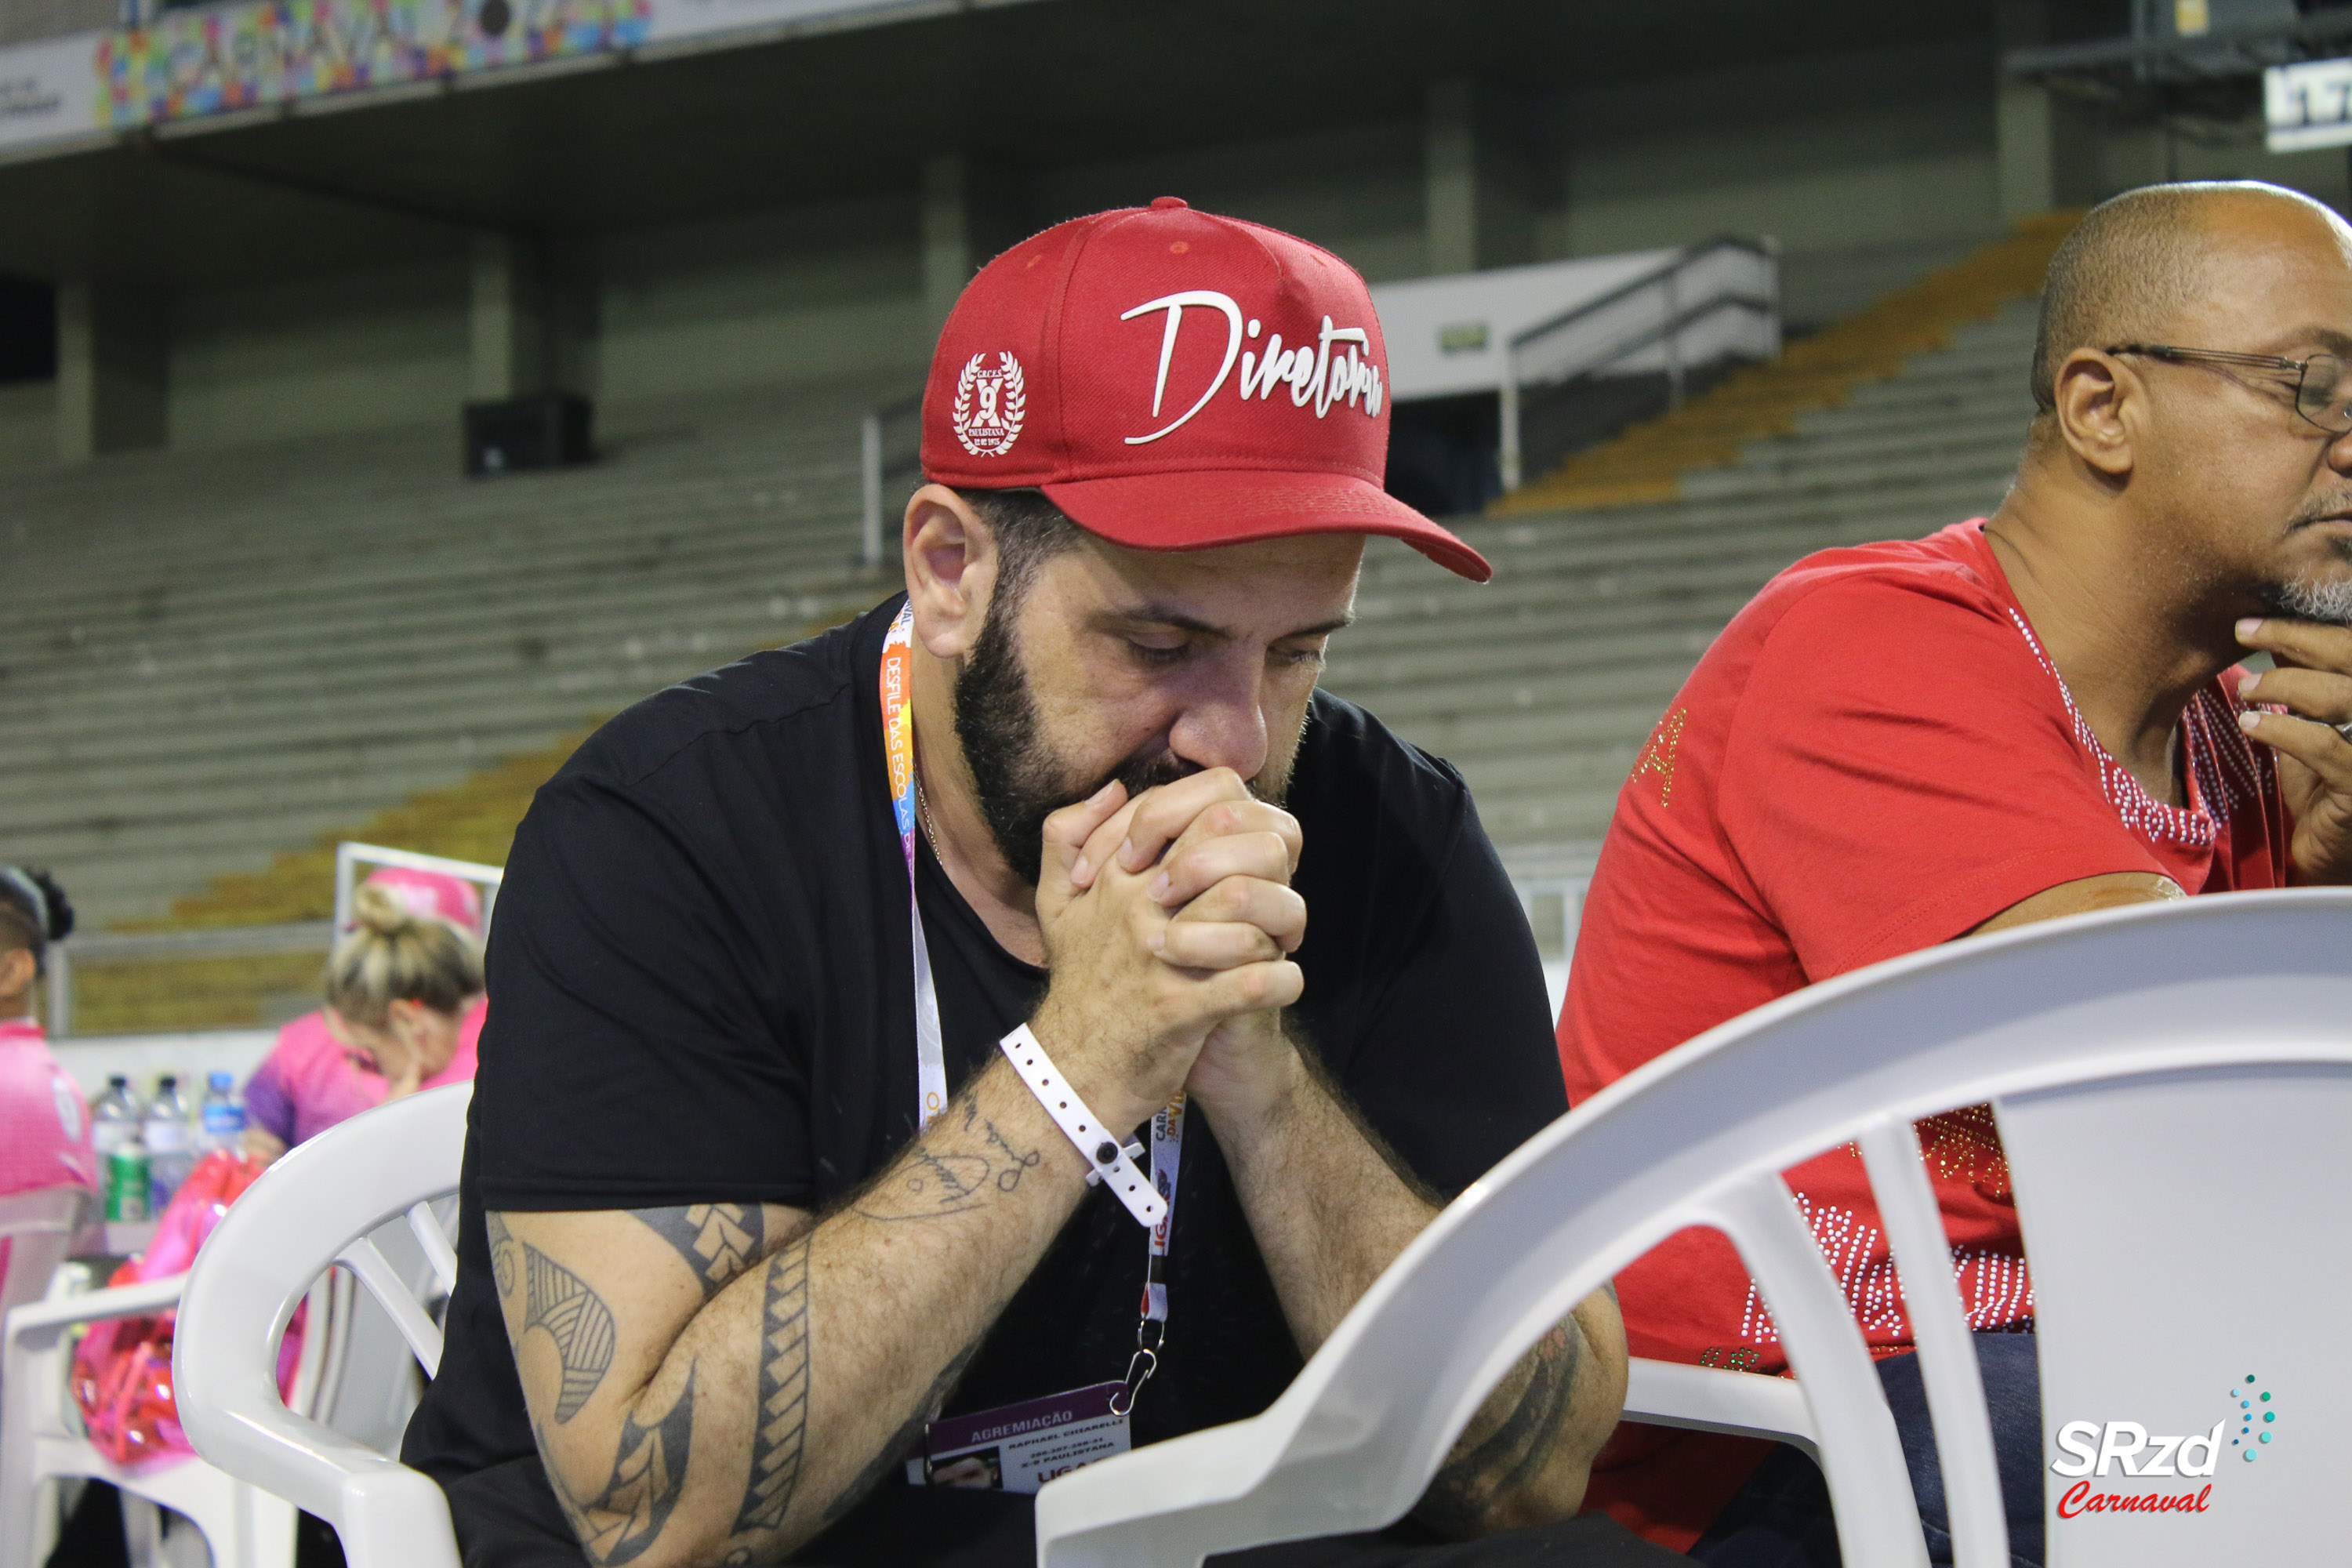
[998,1024,1164,1228]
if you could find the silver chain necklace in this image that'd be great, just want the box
[913,769,947,863]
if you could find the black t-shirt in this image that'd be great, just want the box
[403,595,1566,1563]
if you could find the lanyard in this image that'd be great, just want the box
[880,601,1183,1409]
[880,604,949,1128]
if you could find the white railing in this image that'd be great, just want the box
[44,842,503,1038]
[858,393,925,568]
[331,843,503,937]
[45,922,332,1040]
[1499,236,1779,492]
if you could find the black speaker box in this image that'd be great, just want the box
[463,394,593,477]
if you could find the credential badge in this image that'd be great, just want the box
[952,350,1027,457]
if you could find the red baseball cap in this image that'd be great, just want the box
[920,197,1491,583]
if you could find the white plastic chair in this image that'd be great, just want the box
[0,1189,88,1329]
[1,1269,325,1568]
[172,1084,469,1568]
[1036,887,2352,1568]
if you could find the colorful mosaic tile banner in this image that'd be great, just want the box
[0,0,911,153]
[97,0,652,128]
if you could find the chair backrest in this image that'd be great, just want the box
[1034,889,2352,1568]
[0,1186,88,1323]
[173,1085,470,1568]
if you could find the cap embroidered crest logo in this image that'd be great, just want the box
[952,351,1026,457]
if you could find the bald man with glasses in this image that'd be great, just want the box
[1557,180,2352,1562]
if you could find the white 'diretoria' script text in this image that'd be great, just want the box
[1120,290,1385,445]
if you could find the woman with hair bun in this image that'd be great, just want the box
[0,866,96,1299]
[241,876,486,1163]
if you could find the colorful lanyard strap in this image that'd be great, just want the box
[880,600,1183,1411]
[880,603,949,1128]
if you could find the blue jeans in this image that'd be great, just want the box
[1687,1333,2043,1568]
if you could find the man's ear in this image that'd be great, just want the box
[903,484,1001,661]
[0,947,34,1008]
[2052,347,2137,481]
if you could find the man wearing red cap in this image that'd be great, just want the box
[403,201,1675,1568]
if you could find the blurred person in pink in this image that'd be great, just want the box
[0,866,95,1298]
[242,870,486,1161]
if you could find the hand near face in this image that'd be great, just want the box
[2234,617,2352,881]
[1067,768,1309,1119]
[1031,775,1303,1131]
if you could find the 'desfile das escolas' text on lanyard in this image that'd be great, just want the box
[880,604,1183,1479]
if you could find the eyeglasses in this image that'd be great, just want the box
[2106,343,2352,434]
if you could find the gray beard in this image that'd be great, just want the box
[2260,575,2352,627]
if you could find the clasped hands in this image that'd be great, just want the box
[1030,768,1307,1134]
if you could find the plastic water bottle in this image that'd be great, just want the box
[198,1070,246,1156]
[143,1074,194,1211]
[90,1075,143,1157]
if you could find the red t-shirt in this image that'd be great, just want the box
[1559,520,2292,1550]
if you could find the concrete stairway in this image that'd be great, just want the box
[1497,212,2075,514]
[1328,297,2042,851]
[0,375,908,929]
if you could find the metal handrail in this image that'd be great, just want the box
[44,841,504,1037]
[1512,875,1589,967]
[45,922,334,1039]
[858,392,925,568]
[1499,235,1779,492]
[332,841,503,935]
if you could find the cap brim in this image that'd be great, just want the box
[1040,469,1492,583]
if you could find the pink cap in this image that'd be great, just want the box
[361,866,485,938]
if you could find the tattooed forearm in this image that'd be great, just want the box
[1418,1322,1586,1537]
[629,1205,765,1299]
[725,1242,811,1544]
[489,1214,619,1425]
[818,1338,981,1525]
[488,1210,518,1298]
[978,1118,1043,1191]
[546,1365,699,1566]
[850,1101,1049,1222]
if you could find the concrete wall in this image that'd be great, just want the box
[1559,39,2006,332]
[32,31,2352,457]
[1037,119,1432,283]
[594,190,927,405]
[0,378,53,473]
[167,262,468,449]
[0,0,113,48]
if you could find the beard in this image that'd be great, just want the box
[2263,510,2352,626]
[952,597,1298,887]
[2260,575,2352,626]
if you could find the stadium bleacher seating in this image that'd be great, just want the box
[2,220,2064,1031]
[1348,292,2043,846]
[0,372,909,929]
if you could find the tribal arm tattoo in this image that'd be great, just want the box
[543,1366,699,1567]
[488,1212,619,1424]
[628,1205,766,1299]
[1415,1309,1595,1537]
[721,1241,811,1556]
[819,1335,982,1526]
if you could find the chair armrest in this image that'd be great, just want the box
[3,1273,187,1340]
[180,1393,459,1568]
[1621,1356,1818,1464]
